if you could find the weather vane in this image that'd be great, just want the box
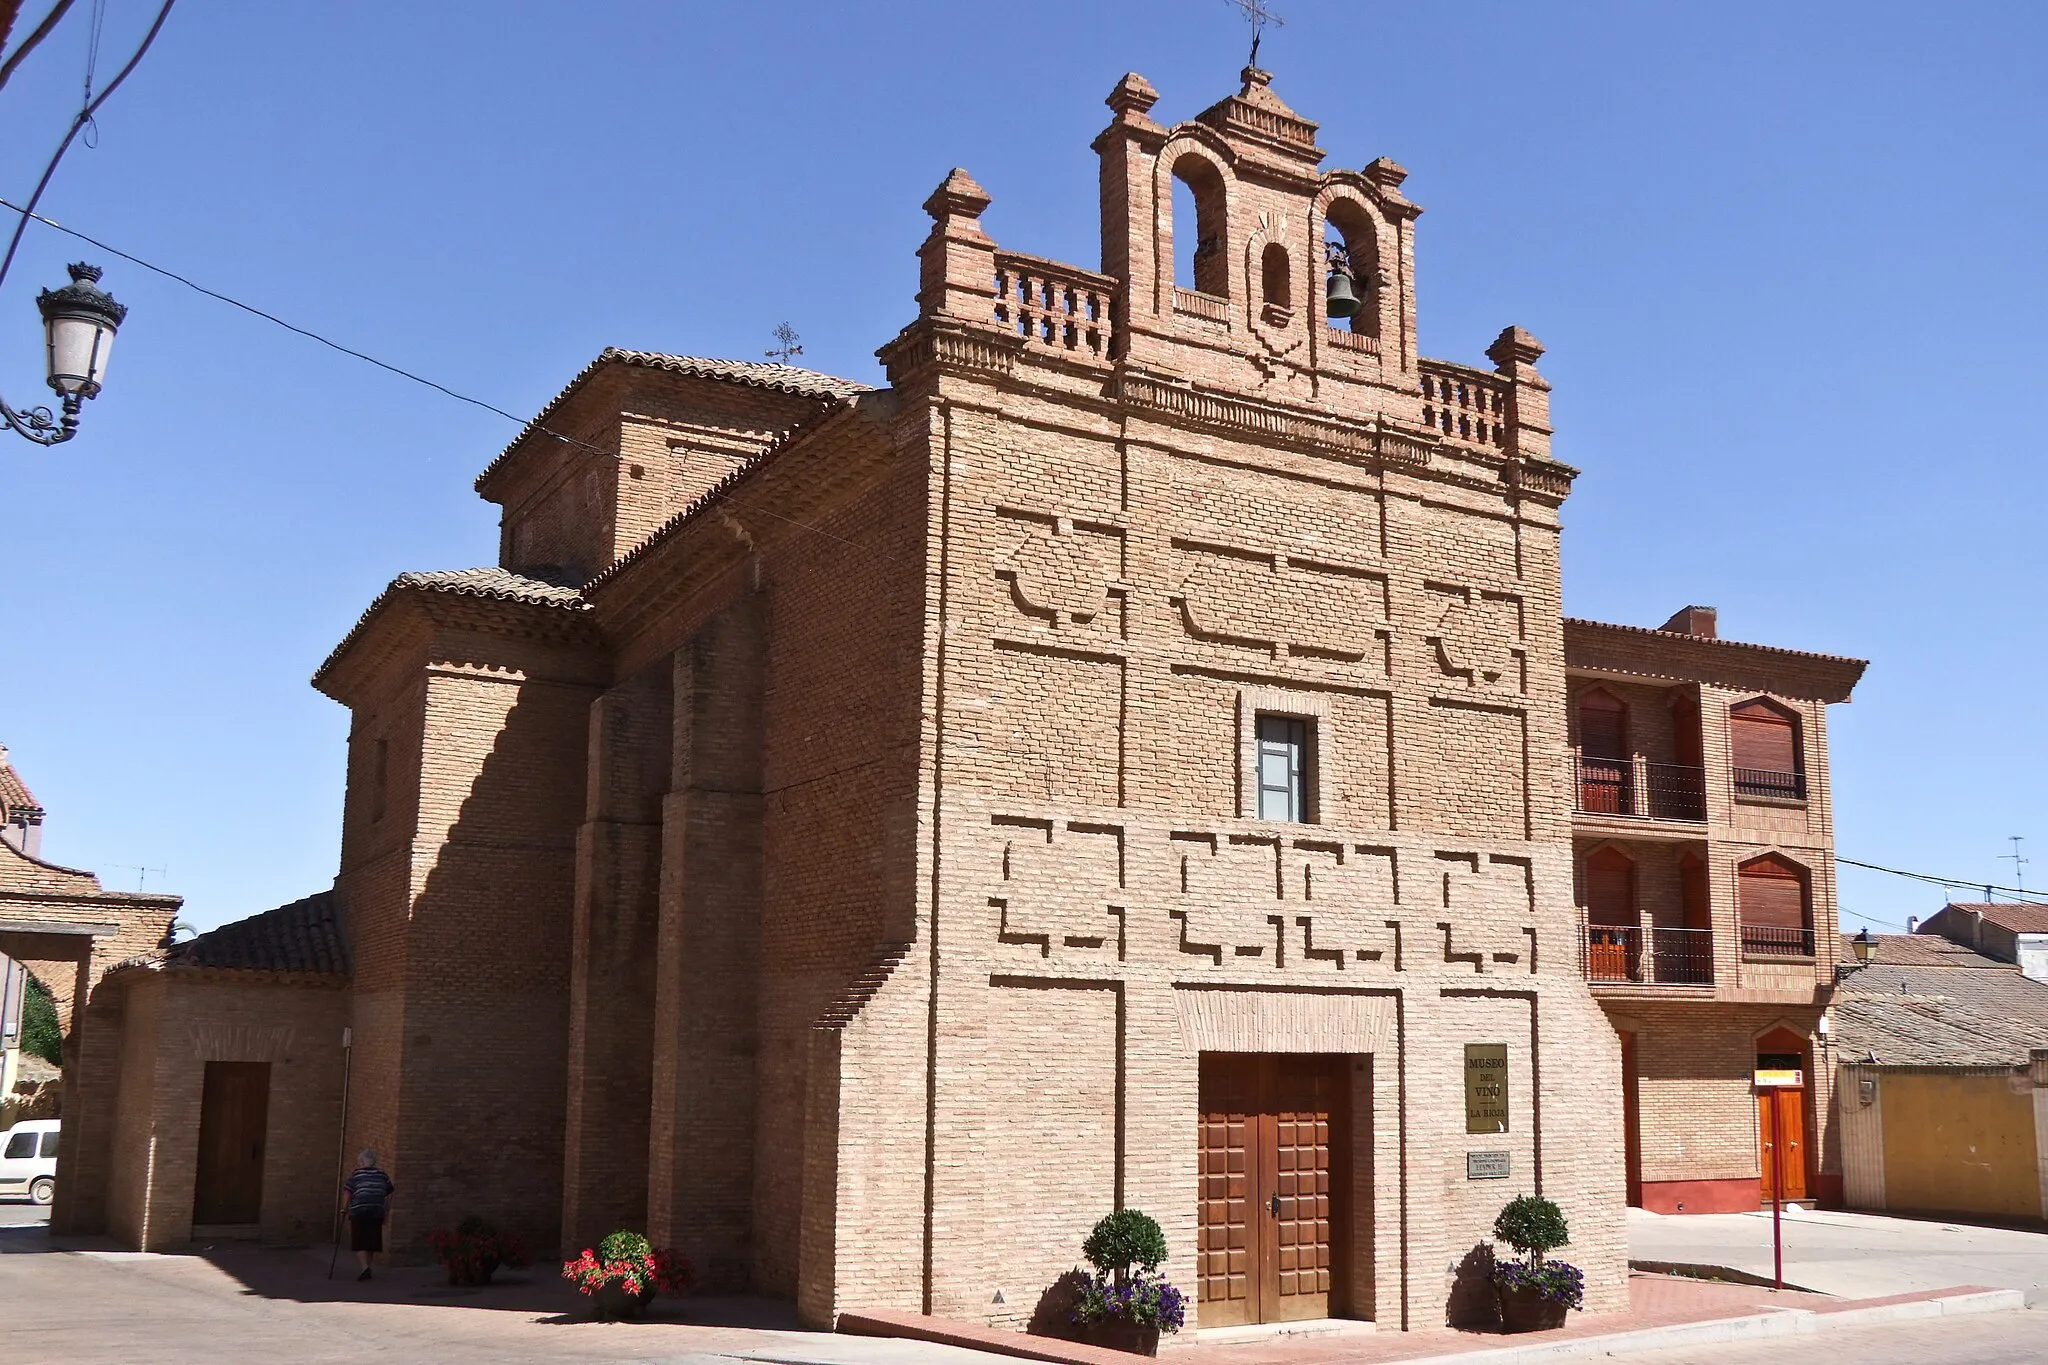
[1227,0,1285,68]
[765,322,803,363]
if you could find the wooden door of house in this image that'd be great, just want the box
[1197,1054,1348,1327]
[1756,1086,1808,1202]
[192,1061,271,1226]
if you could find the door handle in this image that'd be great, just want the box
[1269,1194,1280,1217]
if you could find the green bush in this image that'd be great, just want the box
[1492,1195,1569,1264]
[1082,1209,1167,1278]
[20,973,61,1068]
[598,1229,653,1263]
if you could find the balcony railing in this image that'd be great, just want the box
[1580,924,1715,986]
[1733,766,1805,801]
[1573,756,1707,822]
[1739,923,1816,958]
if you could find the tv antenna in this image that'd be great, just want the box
[1226,0,1285,68]
[2003,836,2028,894]
[765,322,803,363]
[111,863,168,891]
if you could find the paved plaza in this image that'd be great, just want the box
[2,1204,2043,1364]
[1629,1205,2048,1304]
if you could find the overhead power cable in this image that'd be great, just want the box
[0,195,613,458]
[1836,855,2048,905]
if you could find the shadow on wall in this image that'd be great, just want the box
[1447,1241,1500,1329]
[1028,1268,1093,1340]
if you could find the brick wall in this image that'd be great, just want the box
[103,970,348,1250]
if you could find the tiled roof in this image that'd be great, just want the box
[1943,902,2048,935]
[0,745,43,816]
[1564,616,1868,669]
[313,566,591,688]
[475,348,873,490]
[387,566,588,607]
[1832,951,2048,1066]
[1845,933,2006,969]
[168,890,349,977]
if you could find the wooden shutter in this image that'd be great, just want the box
[1578,690,1627,760]
[1672,694,1704,767]
[1730,701,1797,774]
[1739,858,1806,930]
[1586,848,1635,926]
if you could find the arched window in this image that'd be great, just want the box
[1738,854,1812,957]
[1260,242,1292,312]
[1171,155,1229,298]
[1576,688,1629,814]
[1730,699,1803,800]
[1583,846,1638,982]
[1323,199,1380,338]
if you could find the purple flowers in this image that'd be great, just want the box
[1492,1257,1585,1308]
[1073,1270,1188,1332]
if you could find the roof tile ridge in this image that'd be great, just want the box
[1565,616,1869,667]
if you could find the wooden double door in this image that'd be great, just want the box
[1757,1084,1808,1202]
[1197,1054,1350,1327]
[192,1061,271,1226]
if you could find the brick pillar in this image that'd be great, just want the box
[561,663,672,1251]
[918,168,998,322]
[646,596,766,1289]
[1487,326,1554,462]
[1092,72,1164,335]
[48,951,109,1235]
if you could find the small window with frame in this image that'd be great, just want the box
[1254,713,1315,823]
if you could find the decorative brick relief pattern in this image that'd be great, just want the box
[990,815,1126,956]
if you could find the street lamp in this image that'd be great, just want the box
[2,262,127,445]
[1834,926,1878,981]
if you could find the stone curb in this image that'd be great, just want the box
[1389,1288,2027,1364]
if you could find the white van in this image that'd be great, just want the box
[0,1118,58,1205]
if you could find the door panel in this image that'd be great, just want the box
[193,1061,270,1225]
[1757,1088,1808,1202]
[1198,1055,1347,1326]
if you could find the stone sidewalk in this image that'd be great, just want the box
[0,1217,2028,1365]
[1628,1205,2048,1304]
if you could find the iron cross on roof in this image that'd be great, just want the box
[1227,0,1286,68]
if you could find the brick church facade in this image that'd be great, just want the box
[58,67,1868,1331]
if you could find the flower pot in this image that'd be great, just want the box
[447,1254,500,1286]
[1080,1318,1162,1357]
[1495,1281,1569,1333]
[590,1280,657,1321]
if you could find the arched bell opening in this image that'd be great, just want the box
[1171,154,1230,299]
[1322,199,1380,338]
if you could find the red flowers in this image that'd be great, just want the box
[560,1242,693,1298]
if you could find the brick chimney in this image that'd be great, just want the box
[1658,606,1718,639]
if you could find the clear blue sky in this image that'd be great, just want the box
[1,1,2042,932]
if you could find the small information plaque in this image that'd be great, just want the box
[1465,1043,1509,1134]
[1467,1151,1511,1180]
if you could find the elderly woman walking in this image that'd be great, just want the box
[340,1149,396,1281]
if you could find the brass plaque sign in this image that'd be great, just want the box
[1465,1043,1509,1134]
[1467,1150,1511,1180]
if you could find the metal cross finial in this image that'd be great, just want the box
[1226,0,1285,68]
[765,322,804,363]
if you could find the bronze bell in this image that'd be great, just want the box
[1325,268,1360,319]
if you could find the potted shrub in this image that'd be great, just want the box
[1488,1195,1584,1332]
[428,1216,530,1286]
[1069,1210,1188,1356]
[561,1230,694,1320]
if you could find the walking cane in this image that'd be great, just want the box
[326,1026,354,1280]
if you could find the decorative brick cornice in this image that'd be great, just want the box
[1113,370,1434,469]
[1505,456,1578,503]
[876,319,1022,388]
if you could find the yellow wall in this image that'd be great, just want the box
[1878,1070,2039,1221]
